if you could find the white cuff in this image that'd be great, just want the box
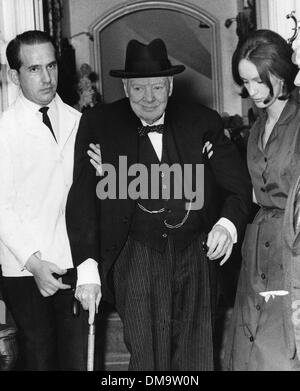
[214,217,237,243]
[252,188,258,204]
[76,258,101,287]
[22,250,42,272]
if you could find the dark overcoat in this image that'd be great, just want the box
[66,98,252,302]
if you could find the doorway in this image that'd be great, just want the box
[90,1,222,111]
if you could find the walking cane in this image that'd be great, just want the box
[72,297,96,371]
[87,321,96,371]
[56,270,97,371]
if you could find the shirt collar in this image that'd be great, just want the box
[256,88,300,127]
[140,113,165,127]
[19,90,57,115]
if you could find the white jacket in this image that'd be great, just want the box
[0,93,81,276]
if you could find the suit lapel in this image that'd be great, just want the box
[102,100,139,170]
[56,94,80,150]
[15,97,50,142]
[165,101,203,165]
[14,94,79,149]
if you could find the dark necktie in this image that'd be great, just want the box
[39,107,57,142]
[137,124,164,137]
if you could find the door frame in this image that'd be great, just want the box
[88,0,223,112]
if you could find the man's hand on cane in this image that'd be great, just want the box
[75,284,102,324]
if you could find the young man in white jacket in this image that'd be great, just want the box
[0,30,101,370]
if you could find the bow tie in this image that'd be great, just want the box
[138,124,165,136]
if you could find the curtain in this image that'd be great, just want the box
[43,0,63,55]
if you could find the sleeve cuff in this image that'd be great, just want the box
[21,250,42,271]
[214,217,237,243]
[76,258,101,286]
[252,188,258,204]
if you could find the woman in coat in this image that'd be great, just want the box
[224,29,300,371]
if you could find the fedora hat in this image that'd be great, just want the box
[109,38,185,78]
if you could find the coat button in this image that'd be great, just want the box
[256,304,261,311]
[265,241,270,248]
[264,157,267,162]
[261,273,266,280]
[162,233,168,238]
[249,336,254,342]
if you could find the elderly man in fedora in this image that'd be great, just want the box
[66,38,252,370]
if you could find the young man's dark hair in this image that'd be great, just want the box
[6,30,55,71]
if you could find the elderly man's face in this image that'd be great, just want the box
[123,77,173,124]
[292,39,300,86]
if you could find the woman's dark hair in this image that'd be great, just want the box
[6,30,55,72]
[232,29,298,100]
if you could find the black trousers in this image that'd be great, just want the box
[1,273,91,371]
[113,234,218,371]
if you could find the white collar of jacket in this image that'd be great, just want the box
[13,92,81,150]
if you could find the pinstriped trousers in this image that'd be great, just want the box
[113,234,217,371]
